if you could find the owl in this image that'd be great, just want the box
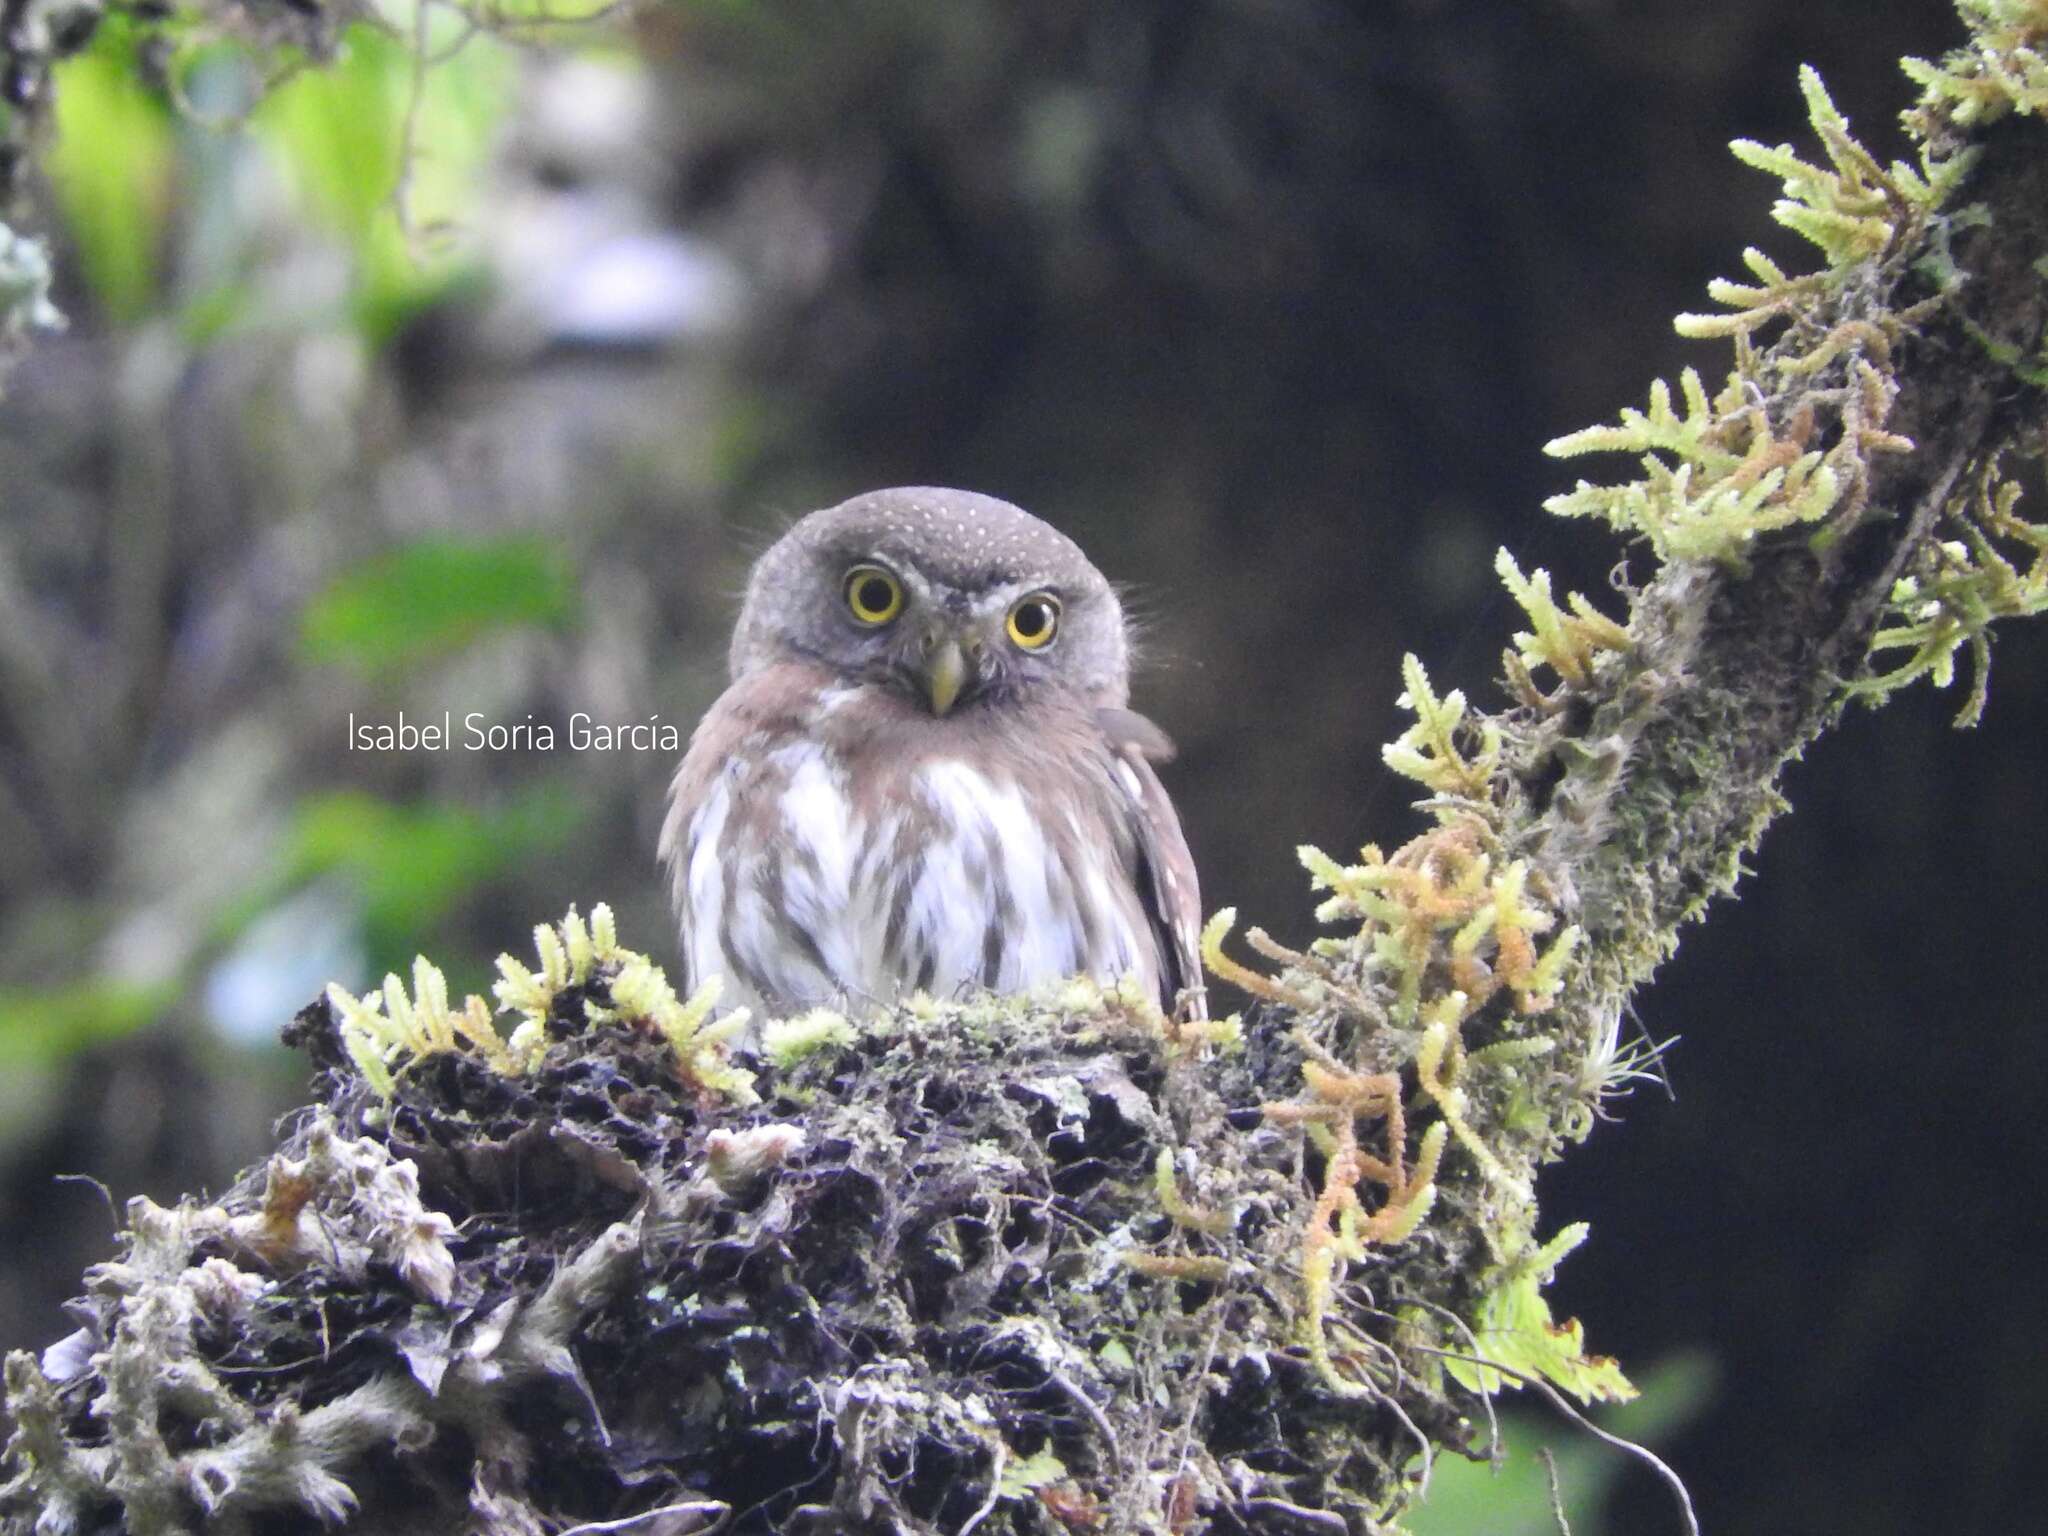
[659,487,1205,1032]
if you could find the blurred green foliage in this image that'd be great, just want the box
[251,19,513,343]
[0,981,179,1069]
[46,21,176,324]
[46,12,514,343]
[1407,1352,1716,1536]
[284,788,586,972]
[299,537,580,676]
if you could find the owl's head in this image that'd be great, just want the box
[730,487,1132,713]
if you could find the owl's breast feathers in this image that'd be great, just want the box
[660,661,1204,1026]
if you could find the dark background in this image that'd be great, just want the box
[2,2,2038,1532]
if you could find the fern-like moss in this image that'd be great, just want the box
[327,904,759,1104]
[1905,1,2048,130]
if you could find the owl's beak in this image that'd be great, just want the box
[922,636,971,716]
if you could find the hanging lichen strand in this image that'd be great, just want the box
[7,4,2048,1533]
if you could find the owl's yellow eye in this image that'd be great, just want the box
[844,565,904,625]
[1006,592,1061,650]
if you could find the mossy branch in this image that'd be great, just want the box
[1170,0,2048,1515]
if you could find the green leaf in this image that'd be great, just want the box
[0,980,177,1068]
[1444,1223,1639,1404]
[47,22,177,322]
[299,537,578,676]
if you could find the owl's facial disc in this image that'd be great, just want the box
[728,490,1131,711]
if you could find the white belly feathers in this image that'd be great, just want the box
[679,740,1146,1021]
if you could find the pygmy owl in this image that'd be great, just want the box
[660,487,1204,1030]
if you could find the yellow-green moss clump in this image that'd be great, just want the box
[327,903,758,1104]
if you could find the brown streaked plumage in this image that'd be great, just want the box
[660,487,1204,1030]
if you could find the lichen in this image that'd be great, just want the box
[0,224,65,351]
[0,1124,455,1534]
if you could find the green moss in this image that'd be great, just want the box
[329,903,759,1104]
[1379,654,1502,803]
[1852,463,2048,723]
[1544,365,1849,568]
[1905,2,2048,130]
[1285,3,2048,1460]
[761,1008,859,1070]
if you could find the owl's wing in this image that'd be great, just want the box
[1098,707,1207,1021]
